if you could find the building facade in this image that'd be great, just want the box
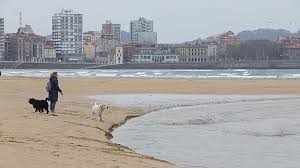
[4,34,12,61]
[0,18,4,60]
[207,31,240,61]
[95,51,109,64]
[279,37,300,60]
[130,17,157,44]
[115,46,124,64]
[52,9,83,62]
[44,41,57,62]
[101,20,121,42]
[114,44,136,64]
[83,42,96,61]
[4,25,46,62]
[33,42,45,62]
[95,38,120,64]
[83,31,101,44]
[207,43,218,61]
[175,46,208,57]
[18,24,34,34]
[131,54,179,63]
[174,43,217,63]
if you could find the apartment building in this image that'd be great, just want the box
[52,9,83,62]
[130,17,157,44]
[101,20,121,42]
[0,18,4,60]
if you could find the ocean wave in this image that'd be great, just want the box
[2,69,300,79]
[232,69,248,72]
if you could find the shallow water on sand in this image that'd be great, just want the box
[92,94,300,168]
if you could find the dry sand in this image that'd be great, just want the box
[1,77,300,168]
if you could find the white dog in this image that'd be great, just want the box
[92,102,109,121]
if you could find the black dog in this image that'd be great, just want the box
[28,98,49,114]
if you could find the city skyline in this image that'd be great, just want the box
[1,0,300,43]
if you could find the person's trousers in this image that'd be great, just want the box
[50,101,57,113]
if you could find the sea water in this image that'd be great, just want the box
[2,69,300,79]
[91,94,300,168]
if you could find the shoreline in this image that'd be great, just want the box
[106,114,173,165]
[1,77,300,168]
[107,114,175,165]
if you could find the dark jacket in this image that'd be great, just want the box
[48,76,62,102]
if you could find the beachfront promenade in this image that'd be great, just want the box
[2,60,300,69]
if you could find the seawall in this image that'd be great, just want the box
[92,61,300,69]
[1,60,300,69]
[0,62,98,69]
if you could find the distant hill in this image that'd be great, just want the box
[238,29,292,41]
[121,31,131,44]
[182,29,295,44]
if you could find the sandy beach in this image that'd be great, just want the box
[1,77,300,168]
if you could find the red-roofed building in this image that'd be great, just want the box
[206,31,240,61]
[279,37,300,60]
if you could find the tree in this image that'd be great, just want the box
[226,40,283,61]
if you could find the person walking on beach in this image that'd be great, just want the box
[47,72,63,116]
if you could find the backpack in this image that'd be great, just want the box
[46,80,52,92]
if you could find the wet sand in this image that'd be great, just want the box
[0,77,300,168]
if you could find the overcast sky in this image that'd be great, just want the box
[1,0,299,43]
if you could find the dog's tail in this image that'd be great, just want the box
[94,102,97,106]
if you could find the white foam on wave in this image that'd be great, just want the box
[95,73,117,77]
[153,72,163,75]
[219,73,238,76]
[7,71,26,74]
[135,72,146,75]
[232,69,248,72]
[169,69,214,72]
[38,70,51,73]
[77,73,93,77]
[2,69,300,79]
[283,74,300,78]
[77,71,89,74]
